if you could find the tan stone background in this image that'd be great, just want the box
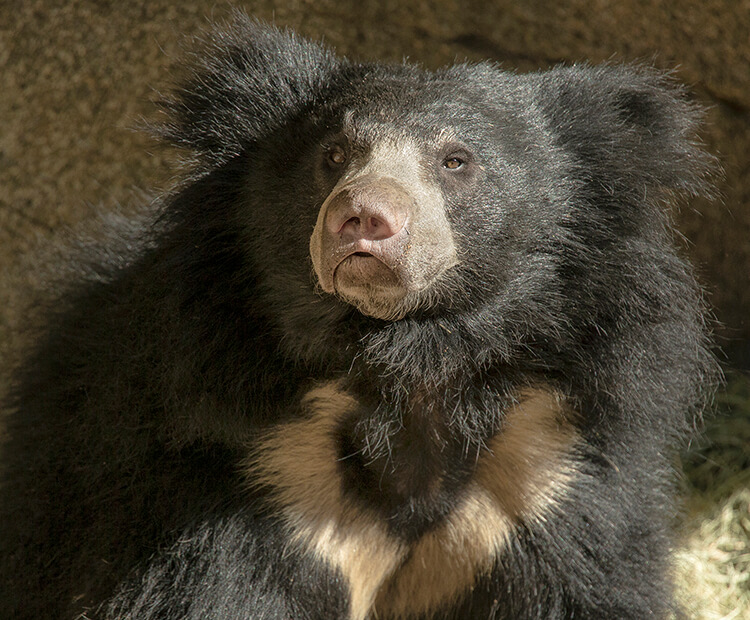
[1,0,748,368]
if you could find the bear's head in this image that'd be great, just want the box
[156,16,714,377]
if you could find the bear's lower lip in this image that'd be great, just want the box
[333,254,400,290]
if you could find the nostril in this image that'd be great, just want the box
[366,217,387,238]
[363,215,394,240]
[338,216,360,238]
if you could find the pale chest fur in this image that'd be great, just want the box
[244,383,581,620]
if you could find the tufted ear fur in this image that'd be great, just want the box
[527,64,717,208]
[154,13,340,171]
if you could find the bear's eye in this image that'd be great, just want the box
[443,157,464,170]
[327,146,347,166]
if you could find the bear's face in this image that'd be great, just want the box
[309,121,463,321]
[304,75,565,322]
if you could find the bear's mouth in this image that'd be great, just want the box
[333,252,400,291]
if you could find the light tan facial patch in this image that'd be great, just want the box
[309,137,459,321]
[244,384,581,620]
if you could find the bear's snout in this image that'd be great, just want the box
[322,178,412,275]
[316,178,412,311]
[308,138,458,320]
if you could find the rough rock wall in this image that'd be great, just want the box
[1,0,748,364]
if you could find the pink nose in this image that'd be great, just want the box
[325,182,409,243]
[337,214,396,241]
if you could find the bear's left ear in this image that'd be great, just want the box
[153,13,340,171]
[528,64,717,202]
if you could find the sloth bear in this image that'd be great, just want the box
[0,15,717,620]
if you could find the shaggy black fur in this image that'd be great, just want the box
[0,15,717,620]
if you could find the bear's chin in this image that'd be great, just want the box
[333,256,411,320]
[338,291,412,321]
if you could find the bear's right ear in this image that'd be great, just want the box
[154,13,340,171]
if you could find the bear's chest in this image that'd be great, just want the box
[245,382,579,620]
